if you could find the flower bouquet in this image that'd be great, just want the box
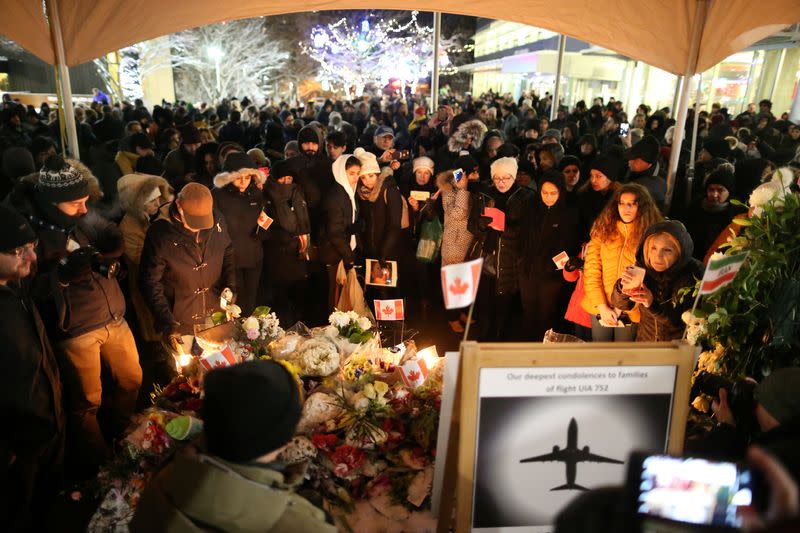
[237,306,284,357]
[325,310,375,356]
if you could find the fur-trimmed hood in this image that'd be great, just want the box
[448,119,488,152]
[118,173,173,224]
[212,168,267,189]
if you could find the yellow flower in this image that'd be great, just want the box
[363,383,376,400]
[373,381,389,396]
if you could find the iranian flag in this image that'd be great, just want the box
[699,252,749,295]
[374,299,405,321]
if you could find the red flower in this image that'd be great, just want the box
[311,433,338,452]
[330,445,366,471]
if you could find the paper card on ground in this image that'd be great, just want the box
[257,210,273,230]
[410,190,431,201]
[200,345,236,371]
[552,251,570,270]
[441,258,483,309]
[482,207,506,231]
[66,238,81,252]
[374,299,405,321]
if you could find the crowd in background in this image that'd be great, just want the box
[1,85,800,531]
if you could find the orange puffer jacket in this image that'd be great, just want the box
[581,220,641,322]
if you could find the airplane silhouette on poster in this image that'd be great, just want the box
[520,417,624,491]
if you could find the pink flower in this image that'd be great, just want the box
[334,463,350,478]
[246,328,259,340]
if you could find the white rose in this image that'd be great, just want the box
[346,310,360,322]
[748,182,779,209]
[329,311,350,328]
[356,316,372,331]
[243,317,259,331]
[299,338,340,376]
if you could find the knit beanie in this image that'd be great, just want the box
[0,204,36,252]
[590,154,623,181]
[37,154,90,203]
[297,125,320,145]
[455,153,479,173]
[222,151,256,172]
[705,167,736,195]
[703,137,732,159]
[412,156,435,173]
[203,360,302,462]
[543,129,562,141]
[491,156,518,179]
[354,147,380,176]
[559,155,581,171]
[269,159,298,181]
[754,368,800,424]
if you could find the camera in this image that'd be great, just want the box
[691,372,758,433]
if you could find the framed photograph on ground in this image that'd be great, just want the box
[452,341,694,533]
[365,258,398,287]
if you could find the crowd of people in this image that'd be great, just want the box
[1,86,800,531]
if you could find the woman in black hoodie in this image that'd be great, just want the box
[518,170,580,341]
[611,220,704,342]
[262,159,311,325]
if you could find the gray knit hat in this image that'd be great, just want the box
[38,155,90,203]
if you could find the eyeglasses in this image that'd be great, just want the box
[493,176,514,184]
[2,240,37,258]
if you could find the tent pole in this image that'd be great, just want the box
[791,82,800,123]
[671,75,683,118]
[665,0,710,214]
[431,12,442,111]
[550,34,566,121]
[768,48,787,103]
[45,0,80,160]
[685,74,704,207]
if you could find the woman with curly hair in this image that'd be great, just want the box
[581,183,663,341]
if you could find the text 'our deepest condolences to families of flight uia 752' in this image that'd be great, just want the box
[478,366,677,397]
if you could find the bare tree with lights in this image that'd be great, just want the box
[139,18,290,103]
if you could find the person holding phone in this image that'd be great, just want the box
[581,183,662,341]
[610,220,703,342]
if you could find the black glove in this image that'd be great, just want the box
[57,247,96,283]
[564,256,584,273]
[477,215,492,231]
[95,228,124,258]
[162,324,183,351]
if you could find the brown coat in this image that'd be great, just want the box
[440,187,473,266]
[117,174,173,341]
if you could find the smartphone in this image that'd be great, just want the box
[624,265,646,292]
[390,149,410,160]
[619,122,630,137]
[624,452,759,531]
[453,168,464,183]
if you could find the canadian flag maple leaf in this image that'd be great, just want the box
[449,277,469,295]
[382,305,394,316]
[407,370,421,382]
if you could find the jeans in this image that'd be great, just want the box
[590,314,638,342]
[58,319,142,465]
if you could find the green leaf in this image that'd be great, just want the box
[732,218,752,226]
[211,311,227,325]
[252,305,272,317]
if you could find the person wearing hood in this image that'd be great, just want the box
[610,220,703,342]
[115,132,154,176]
[468,157,534,341]
[262,159,311,326]
[139,182,236,342]
[518,169,579,340]
[436,119,489,172]
[561,122,580,156]
[163,126,202,190]
[118,174,173,342]
[622,134,666,209]
[576,133,598,178]
[319,154,362,310]
[0,145,35,198]
[685,166,746,260]
[354,148,405,281]
[5,155,141,468]
[211,152,267,315]
[130,360,337,533]
[576,154,623,240]
[558,155,583,206]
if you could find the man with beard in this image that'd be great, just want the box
[0,206,64,531]
[6,155,141,473]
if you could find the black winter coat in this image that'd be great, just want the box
[358,174,404,261]
[0,281,63,461]
[262,181,311,283]
[318,183,360,267]
[468,184,534,295]
[611,220,704,342]
[139,206,236,335]
[520,196,580,283]
[212,182,264,269]
[684,199,745,260]
[6,177,126,338]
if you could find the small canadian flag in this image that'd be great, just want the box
[200,345,237,371]
[374,299,405,321]
[256,210,273,231]
[399,357,429,388]
[441,258,483,310]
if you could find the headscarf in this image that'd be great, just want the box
[332,154,357,250]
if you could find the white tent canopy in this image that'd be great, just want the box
[2,0,799,75]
